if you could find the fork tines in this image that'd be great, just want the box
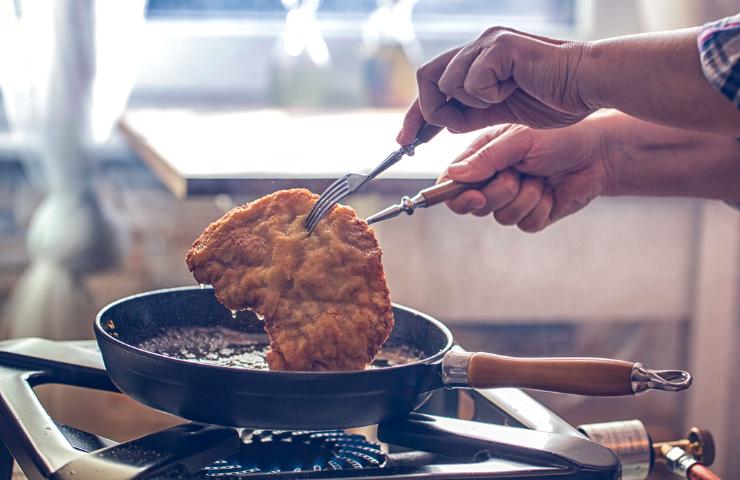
[305,174,351,233]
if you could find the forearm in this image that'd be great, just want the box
[602,112,740,201]
[581,28,740,135]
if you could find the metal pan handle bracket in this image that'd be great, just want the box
[440,348,471,387]
[630,363,692,394]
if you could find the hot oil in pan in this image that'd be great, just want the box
[136,326,424,370]
[137,327,271,369]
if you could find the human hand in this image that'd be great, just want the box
[439,114,616,233]
[397,27,594,145]
[399,26,740,142]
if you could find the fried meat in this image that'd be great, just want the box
[186,189,394,371]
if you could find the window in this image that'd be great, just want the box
[146,0,575,24]
[132,0,577,108]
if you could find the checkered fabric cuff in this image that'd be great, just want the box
[698,13,740,108]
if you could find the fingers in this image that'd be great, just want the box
[470,170,522,216]
[446,169,521,215]
[446,125,532,182]
[464,48,518,104]
[437,124,517,183]
[504,89,591,129]
[438,30,520,108]
[439,123,557,233]
[444,172,553,233]
[493,176,544,226]
[397,95,516,147]
[443,169,554,233]
[445,189,488,215]
[397,99,425,145]
[401,27,584,140]
[452,102,517,133]
[399,33,525,138]
[416,48,469,132]
[437,45,491,109]
[517,187,553,232]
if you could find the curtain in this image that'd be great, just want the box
[0,0,145,339]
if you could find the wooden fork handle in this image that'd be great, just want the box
[418,178,494,208]
[688,464,721,480]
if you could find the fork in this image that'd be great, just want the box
[364,176,496,225]
[305,122,443,233]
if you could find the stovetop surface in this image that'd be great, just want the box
[0,339,622,480]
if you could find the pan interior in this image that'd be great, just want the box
[134,326,428,370]
[99,287,451,371]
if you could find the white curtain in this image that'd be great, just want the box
[0,0,145,339]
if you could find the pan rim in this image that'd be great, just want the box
[94,286,454,377]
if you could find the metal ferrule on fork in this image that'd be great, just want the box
[365,193,426,225]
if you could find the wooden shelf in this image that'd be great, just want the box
[120,108,479,198]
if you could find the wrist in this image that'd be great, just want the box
[577,40,611,111]
[595,113,740,200]
[590,111,628,196]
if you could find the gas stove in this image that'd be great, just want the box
[0,339,622,479]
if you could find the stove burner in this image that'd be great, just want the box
[202,431,386,476]
[0,339,624,479]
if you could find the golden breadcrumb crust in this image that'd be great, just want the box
[186,188,394,371]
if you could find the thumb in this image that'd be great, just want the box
[447,127,532,182]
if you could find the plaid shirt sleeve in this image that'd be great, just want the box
[698,13,740,108]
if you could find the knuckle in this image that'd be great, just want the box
[497,173,521,197]
[522,177,544,195]
[476,129,497,144]
[481,25,510,38]
[487,123,517,139]
[417,99,441,124]
[462,75,484,98]
[416,64,430,81]
[469,149,498,175]
[494,31,519,48]
[437,79,456,97]
[518,219,543,233]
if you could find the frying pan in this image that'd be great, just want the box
[95,287,691,429]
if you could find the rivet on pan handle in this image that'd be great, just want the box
[440,349,692,396]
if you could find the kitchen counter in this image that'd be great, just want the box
[120,108,479,198]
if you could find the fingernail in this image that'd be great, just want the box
[466,197,486,210]
[448,162,470,174]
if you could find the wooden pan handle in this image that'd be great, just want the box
[418,178,494,208]
[467,353,635,396]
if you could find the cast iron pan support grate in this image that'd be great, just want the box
[0,339,620,480]
[0,338,239,480]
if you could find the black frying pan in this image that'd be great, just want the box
[95,287,691,429]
